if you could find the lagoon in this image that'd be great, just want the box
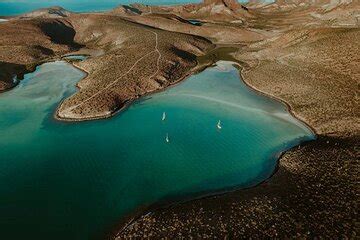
[0,60,314,240]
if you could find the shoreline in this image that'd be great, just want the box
[111,139,316,239]
[54,46,317,139]
[235,61,317,136]
[0,62,41,94]
[108,59,318,238]
[52,48,318,239]
[0,53,82,94]
[2,45,320,239]
[0,2,357,239]
[54,55,214,122]
[117,26,358,238]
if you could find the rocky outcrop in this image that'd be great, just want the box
[113,0,252,22]
[15,6,72,19]
[180,0,253,21]
[110,5,142,15]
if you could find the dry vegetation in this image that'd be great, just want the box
[0,0,358,238]
[0,12,213,119]
[0,18,79,91]
[118,26,359,239]
[115,1,359,239]
[57,14,213,120]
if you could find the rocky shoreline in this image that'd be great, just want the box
[117,134,358,238]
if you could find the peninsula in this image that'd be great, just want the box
[0,0,358,239]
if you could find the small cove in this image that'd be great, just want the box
[0,60,315,240]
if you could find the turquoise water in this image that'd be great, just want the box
[0,0,201,16]
[188,19,203,26]
[0,60,314,240]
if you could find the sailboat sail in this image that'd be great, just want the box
[217,120,222,130]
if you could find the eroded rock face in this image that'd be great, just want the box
[110,5,142,15]
[16,6,72,19]
[188,0,252,20]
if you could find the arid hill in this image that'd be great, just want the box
[15,6,72,19]
[0,18,80,91]
[112,1,359,239]
[110,1,266,44]
[0,10,214,119]
[122,0,253,22]
[0,1,358,237]
[56,14,213,120]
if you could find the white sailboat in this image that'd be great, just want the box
[162,112,166,121]
[217,120,222,130]
[165,133,170,143]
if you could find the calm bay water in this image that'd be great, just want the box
[0,60,314,240]
[0,0,201,16]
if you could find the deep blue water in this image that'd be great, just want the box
[0,0,202,16]
[0,59,314,240]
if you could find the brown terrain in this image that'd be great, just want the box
[0,17,80,91]
[0,0,359,238]
[56,15,213,120]
[0,8,214,120]
[114,0,359,239]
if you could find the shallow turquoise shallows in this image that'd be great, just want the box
[0,60,314,240]
[0,0,202,16]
